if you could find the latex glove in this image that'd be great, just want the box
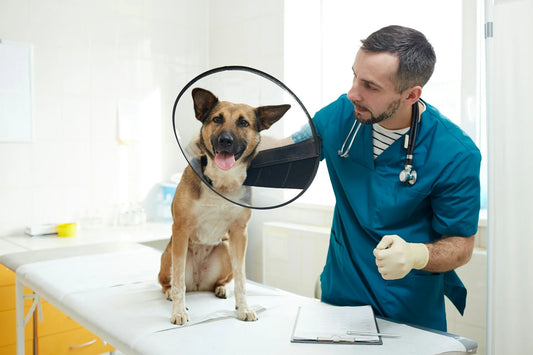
[373,235,429,280]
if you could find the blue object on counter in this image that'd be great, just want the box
[142,182,178,223]
[155,182,177,222]
[160,183,177,204]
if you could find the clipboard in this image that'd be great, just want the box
[291,303,383,345]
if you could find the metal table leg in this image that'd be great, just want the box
[15,277,42,355]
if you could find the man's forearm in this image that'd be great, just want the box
[424,235,475,273]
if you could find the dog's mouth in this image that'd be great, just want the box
[214,150,244,171]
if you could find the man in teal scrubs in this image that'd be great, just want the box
[291,25,481,331]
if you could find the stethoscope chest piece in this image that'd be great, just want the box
[399,165,417,185]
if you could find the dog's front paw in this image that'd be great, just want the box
[170,309,189,325]
[236,307,257,322]
[170,300,189,325]
[214,285,227,299]
[164,289,172,301]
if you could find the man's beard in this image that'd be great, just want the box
[353,98,401,125]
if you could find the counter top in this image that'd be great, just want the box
[0,238,27,256]
[0,223,171,255]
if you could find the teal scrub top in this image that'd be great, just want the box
[300,94,481,331]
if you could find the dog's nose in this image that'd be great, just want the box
[217,131,234,148]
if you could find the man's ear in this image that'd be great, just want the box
[404,86,422,105]
[256,104,291,131]
[192,88,218,122]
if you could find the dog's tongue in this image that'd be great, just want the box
[215,152,236,171]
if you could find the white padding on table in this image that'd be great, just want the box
[13,246,470,355]
[16,248,161,298]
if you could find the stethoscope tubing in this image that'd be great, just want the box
[338,101,420,185]
[404,100,419,166]
[337,119,361,158]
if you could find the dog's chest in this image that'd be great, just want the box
[192,189,245,245]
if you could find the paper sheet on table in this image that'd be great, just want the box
[157,294,267,329]
[58,281,276,352]
[14,248,275,334]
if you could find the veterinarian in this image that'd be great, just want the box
[290,25,481,331]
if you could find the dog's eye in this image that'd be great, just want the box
[237,117,249,128]
[212,115,223,124]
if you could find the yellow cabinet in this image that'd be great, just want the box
[0,265,114,355]
[38,327,113,355]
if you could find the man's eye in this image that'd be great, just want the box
[238,118,249,128]
[213,115,223,124]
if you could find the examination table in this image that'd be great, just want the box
[0,242,477,354]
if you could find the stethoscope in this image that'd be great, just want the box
[338,101,420,186]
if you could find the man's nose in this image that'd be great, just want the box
[347,81,361,102]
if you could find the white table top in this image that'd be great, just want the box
[0,223,171,253]
[0,238,26,256]
[0,243,476,355]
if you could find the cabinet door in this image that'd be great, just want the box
[0,265,15,286]
[37,300,115,354]
[0,308,34,349]
[0,266,115,354]
[0,265,35,349]
[38,301,82,336]
[38,328,114,355]
[0,340,33,355]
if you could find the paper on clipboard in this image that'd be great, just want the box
[291,303,382,345]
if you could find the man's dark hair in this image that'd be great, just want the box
[361,25,436,92]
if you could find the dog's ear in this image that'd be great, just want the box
[192,88,218,122]
[256,104,291,131]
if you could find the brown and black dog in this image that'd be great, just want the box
[158,88,290,325]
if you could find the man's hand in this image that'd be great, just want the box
[373,235,429,280]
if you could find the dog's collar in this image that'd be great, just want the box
[200,155,213,186]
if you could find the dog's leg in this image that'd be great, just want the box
[158,240,172,299]
[211,241,233,298]
[169,227,190,325]
[228,224,257,321]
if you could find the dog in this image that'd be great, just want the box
[158,87,290,325]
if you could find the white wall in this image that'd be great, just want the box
[0,0,208,234]
[487,0,533,353]
[208,0,285,75]
[0,0,288,279]
[0,0,287,276]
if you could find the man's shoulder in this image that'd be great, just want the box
[320,94,352,114]
[423,102,480,158]
[314,94,353,125]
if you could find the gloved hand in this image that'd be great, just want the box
[373,235,429,280]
